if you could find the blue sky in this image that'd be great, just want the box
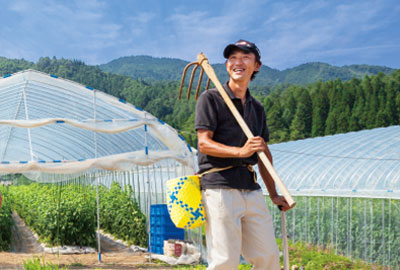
[0,0,399,70]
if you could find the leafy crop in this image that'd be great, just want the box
[9,182,147,248]
[0,186,13,251]
[10,183,97,247]
[99,182,147,247]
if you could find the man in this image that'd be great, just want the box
[195,39,290,270]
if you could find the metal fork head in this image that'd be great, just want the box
[178,62,211,100]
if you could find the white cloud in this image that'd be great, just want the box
[1,0,398,68]
[125,12,157,37]
[256,0,399,69]
[1,0,123,64]
[162,6,258,63]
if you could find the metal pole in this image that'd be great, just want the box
[292,204,296,244]
[388,199,391,267]
[96,172,101,263]
[370,201,373,263]
[349,197,352,258]
[92,88,101,264]
[381,199,385,265]
[364,199,367,261]
[317,197,320,247]
[335,197,339,254]
[305,197,308,243]
[331,197,334,250]
[144,120,152,262]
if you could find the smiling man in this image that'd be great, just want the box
[195,40,289,270]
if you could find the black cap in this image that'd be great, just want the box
[223,39,261,63]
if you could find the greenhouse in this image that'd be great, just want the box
[0,69,197,258]
[0,69,399,268]
[262,125,400,268]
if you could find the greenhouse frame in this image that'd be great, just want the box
[0,69,197,258]
[0,69,399,268]
[262,125,400,268]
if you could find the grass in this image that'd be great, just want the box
[159,240,389,270]
[24,257,68,270]
[22,240,389,270]
[278,240,388,270]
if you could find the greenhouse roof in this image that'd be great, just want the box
[262,126,400,199]
[0,69,195,179]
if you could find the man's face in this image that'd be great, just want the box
[225,49,261,83]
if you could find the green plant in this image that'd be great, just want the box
[10,183,97,247]
[267,196,400,268]
[9,181,148,249]
[24,257,68,270]
[99,182,148,247]
[0,186,13,251]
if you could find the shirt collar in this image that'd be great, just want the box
[223,81,253,103]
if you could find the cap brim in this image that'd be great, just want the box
[223,44,252,59]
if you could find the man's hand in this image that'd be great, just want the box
[270,195,291,212]
[239,136,266,158]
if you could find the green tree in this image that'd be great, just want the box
[281,87,297,131]
[289,88,312,140]
[265,92,287,142]
[311,81,329,137]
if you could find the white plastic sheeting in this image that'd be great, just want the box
[0,70,196,180]
[257,126,400,199]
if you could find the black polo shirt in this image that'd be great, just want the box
[195,82,270,190]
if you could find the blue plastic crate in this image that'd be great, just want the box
[151,225,184,236]
[164,230,185,241]
[150,204,170,216]
[148,243,163,254]
[150,204,175,226]
[150,235,163,245]
[151,224,174,235]
[150,215,175,226]
[150,230,184,247]
[149,204,185,254]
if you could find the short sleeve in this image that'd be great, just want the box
[195,91,218,132]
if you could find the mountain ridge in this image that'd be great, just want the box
[99,55,396,87]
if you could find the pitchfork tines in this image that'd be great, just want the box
[178,56,211,100]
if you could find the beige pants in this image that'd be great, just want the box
[202,189,280,270]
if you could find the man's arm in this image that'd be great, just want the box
[197,129,267,158]
[258,145,291,211]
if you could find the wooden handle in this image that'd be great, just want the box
[281,211,290,270]
[197,53,296,207]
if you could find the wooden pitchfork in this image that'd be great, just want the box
[179,53,295,270]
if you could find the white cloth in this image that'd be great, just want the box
[202,189,280,270]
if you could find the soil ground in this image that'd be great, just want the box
[0,212,178,270]
[0,252,173,270]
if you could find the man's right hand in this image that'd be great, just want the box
[238,136,266,158]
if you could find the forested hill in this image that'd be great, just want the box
[1,56,399,147]
[99,55,395,87]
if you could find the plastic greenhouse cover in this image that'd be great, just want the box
[256,126,400,199]
[0,70,196,179]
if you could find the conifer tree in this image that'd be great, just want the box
[311,82,329,137]
[289,88,312,140]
